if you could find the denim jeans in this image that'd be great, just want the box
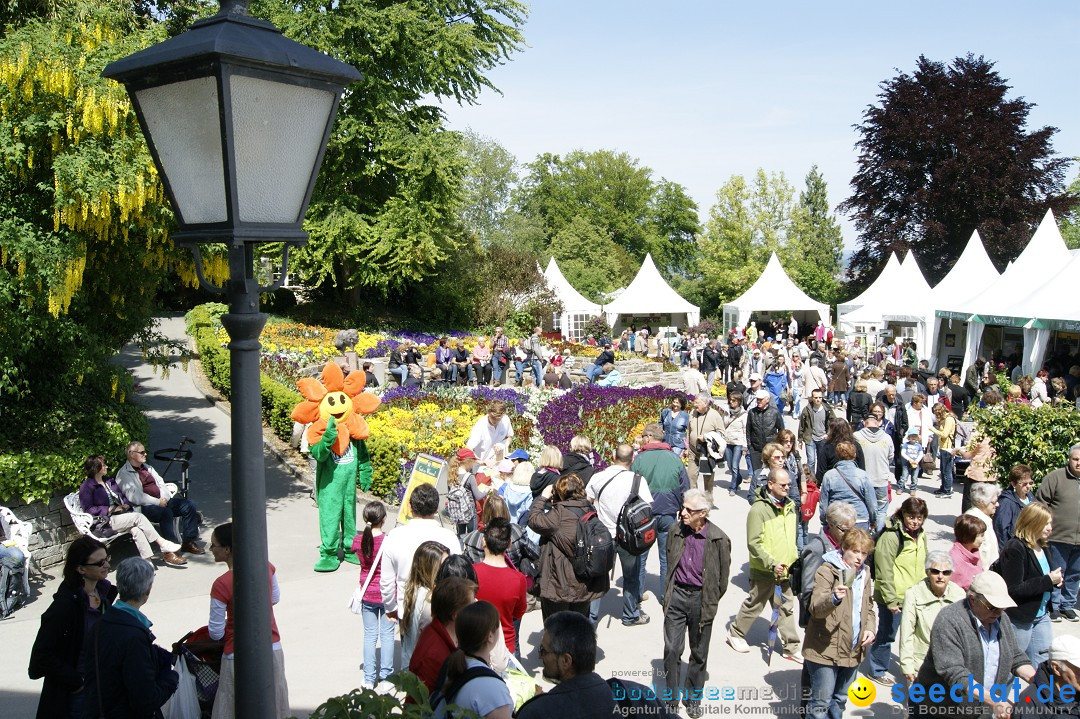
[492,361,505,384]
[899,463,920,492]
[938,451,955,493]
[617,546,643,623]
[873,485,888,534]
[725,445,745,491]
[792,388,802,418]
[389,366,408,384]
[139,494,199,544]
[805,439,826,476]
[1051,542,1080,611]
[868,602,901,677]
[530,359,543,387]
[361,601,395,686]
[514,360,527,385]
[640,514,677,599]
[1012,610,1053,666]
[805,659,858,719]
[585,363,605,383]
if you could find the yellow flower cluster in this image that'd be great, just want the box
[46,254,87,318]
[366,403,480,459]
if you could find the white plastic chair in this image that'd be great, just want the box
[0,506,33,594]
[64,483,180,550]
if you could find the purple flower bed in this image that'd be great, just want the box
[537,384,688,453]
[468,386,529,415]
[363,337,401,359]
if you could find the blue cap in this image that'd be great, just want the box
[507,449,530,461]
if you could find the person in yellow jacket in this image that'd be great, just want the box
[726,467,803,663]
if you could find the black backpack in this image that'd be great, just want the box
[569,505,615,583]
[0,553,27,618]
[430,664,502,718]
[598,471,656,556]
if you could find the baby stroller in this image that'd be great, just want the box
[173,626,224,718]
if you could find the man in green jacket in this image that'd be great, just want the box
[726,468,802,663]
[662,488,731,719]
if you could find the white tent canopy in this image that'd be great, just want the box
[944,210,1072,322]
[721,252,829,331]
[543,257,601,340]
[604,253,700,329]
[925,230,1001,369]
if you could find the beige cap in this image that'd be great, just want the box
[969,572,1016,609]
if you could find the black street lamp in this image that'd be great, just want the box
[102,2,359,716]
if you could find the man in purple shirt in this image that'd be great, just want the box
[662,488,731,719]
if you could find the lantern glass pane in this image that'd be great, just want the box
[135,77,226,223]
[230,75,334,224]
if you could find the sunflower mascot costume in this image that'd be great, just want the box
[292,362,380,571]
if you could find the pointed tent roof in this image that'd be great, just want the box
[721,252,829,325]
[881,251,933,322]
[543,257,601,314]
[1007,249,1080,330]
[929,230,1001,315]
[838,251,932,324]
[837,252,902,322]
[604,253,699,315]
[944,210,1072,324]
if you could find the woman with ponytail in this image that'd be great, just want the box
[431,600,512,719]
[350,501,394,689]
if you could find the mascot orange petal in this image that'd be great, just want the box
[290,362,381,456]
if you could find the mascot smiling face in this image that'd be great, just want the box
[291,362,380,455]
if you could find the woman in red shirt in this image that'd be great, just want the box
[208,523,289,718]
[471,518,527,655]
[408,576,477,695]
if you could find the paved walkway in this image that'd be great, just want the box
[3,316,1078,718]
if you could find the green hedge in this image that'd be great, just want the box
[0,366,148,503]
[970,403,1080,487]
[186,304,302,444]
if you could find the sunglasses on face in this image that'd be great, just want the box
[928,568,953,577]
[82,556,111,568]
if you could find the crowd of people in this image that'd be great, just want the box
[22,319,1080,719]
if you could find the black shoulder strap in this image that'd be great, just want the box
[596,469,633,503]
[443,664,501,704]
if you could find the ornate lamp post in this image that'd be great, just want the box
[103,2,359,716]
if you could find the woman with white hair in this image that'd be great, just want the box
[963,482,1002,568]
[898,550,965,684]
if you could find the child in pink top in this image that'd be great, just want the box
[352,501,394,688]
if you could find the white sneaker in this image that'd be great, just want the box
[726,632,750,653]
[374,680,394,694]
[640,591,653,603]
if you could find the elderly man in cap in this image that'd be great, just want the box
[745,388,783,481]
[743,372,765,408]
[911,571,1035,718]
[1015,635,1080,716]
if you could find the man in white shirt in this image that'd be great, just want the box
[380,484,461,629]
[586,444,654,627]
[682,359,709,396]
[801,358,828,399]
[466,399,514,461]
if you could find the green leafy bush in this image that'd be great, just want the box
[970,403,1080,486]
[186,304,301,443]
[365,435,404,500]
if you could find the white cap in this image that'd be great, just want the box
[755,389,771,400]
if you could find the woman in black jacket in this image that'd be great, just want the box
[814,418,866,483]
[846,379,873,427]
[29,535,117,719]
[997,502,1063,666]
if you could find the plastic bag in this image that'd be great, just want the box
[162,655,201,719]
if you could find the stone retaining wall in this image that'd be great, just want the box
[1,491,78,573]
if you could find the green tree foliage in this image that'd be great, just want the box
[251,0,528,299]
[841,54,1077,289]
[1062,167,1080,250]
[0,0,185,497]
[516,149,700,280]
[782,165,844,305]
[693,171,794,317]
[546,216,635,304]
[459,130,519,246]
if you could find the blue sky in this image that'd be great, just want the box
[440,1,1080,248]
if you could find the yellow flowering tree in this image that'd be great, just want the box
[0,1,221,499]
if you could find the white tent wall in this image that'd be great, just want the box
[543,258,602,340]
[1023,328,1052,376]
[603,253,699,331]
[961,322,985,377]
[720,253,830,335]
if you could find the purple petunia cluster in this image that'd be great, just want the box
[537,384,688,452]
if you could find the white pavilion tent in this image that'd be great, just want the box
[543,257,602,341]
[838,251,933,355]
[604,253,700,331]
[938,210,1072,374]
[721,252,829,334]
[925,230,1001,371]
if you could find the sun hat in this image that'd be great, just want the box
[969,571,1016,609]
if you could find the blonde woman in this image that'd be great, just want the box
[399,540,450,671]
[929,403,957,497]
[997,502,1063,665]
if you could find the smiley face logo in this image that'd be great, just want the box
[847,676,876,708]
